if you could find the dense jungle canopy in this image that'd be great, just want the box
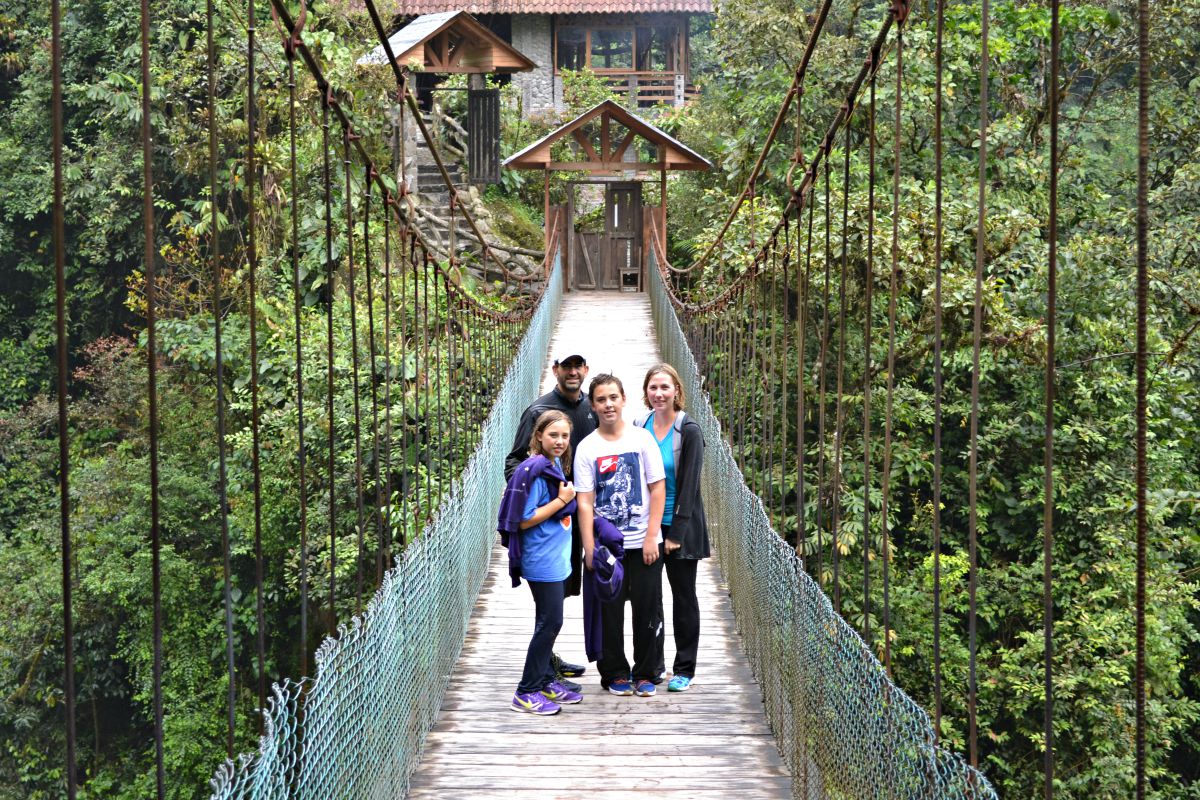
[0,0,1198,797]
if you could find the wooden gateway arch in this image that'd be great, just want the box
[504,100,711,291]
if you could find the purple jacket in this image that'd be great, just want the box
[497,454,577,588]
[582,516,626,662]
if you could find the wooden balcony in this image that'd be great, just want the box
[599,71,699,108]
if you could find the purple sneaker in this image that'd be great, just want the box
[511,690,561,715]
[540,680,583,705]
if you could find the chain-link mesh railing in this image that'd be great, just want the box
[649,257,996,800]
[209,259,563,800]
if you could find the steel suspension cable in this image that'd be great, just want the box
[138,0,164,788]
[50,0,76,789]
[1135,0,1150,794]
[685,0,836,277]
[731,289,741,471]
[881,7,905,686]
[245,0,267,730]
[208,0,236,752]
[798,189,815,563]
[831,115,853,613]
[362,171,384,583]
[658,13,898,319]
[932,0,945,724]
[816,148,832,587]
[968,0,992,768]
[322,97,337,631]
[421,252,432,519]
[283,22,310,679]
[780,213,790,528]
[342,137,367,614]
[434,241,447,510]
[772,241,782,513]
[863,68,877,647]
[1043,0,1060,794]
[409,235,422,531]
[382,203,394,566]
[398,227,410,549]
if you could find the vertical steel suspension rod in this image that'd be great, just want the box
[968,0,992,768]
[932,0,945,723]
[863,69,877,647]
[208,0,236,752]
[1134,0,1150,794]
[51,0,76,788]
[1043,0,1060,794]
[138,0,164,788]
[284,36,310,678]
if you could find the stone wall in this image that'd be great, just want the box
[510,14,557,118]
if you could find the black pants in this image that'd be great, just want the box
[599,544,664,685]
[517,579,564,694]
[665,556,700,677]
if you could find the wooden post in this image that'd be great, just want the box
[543,168,550,254]
[660,166,667,241]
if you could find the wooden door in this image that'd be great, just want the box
[467,88,500,185]
[606,182,642,291]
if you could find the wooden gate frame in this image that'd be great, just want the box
[503,100,711,290]
[565,179,644,291]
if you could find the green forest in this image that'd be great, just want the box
[1,0,1198,797]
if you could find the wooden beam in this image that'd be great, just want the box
[612,129,636,162]
[601,115,611,161]
[570,129,600,162]
[424,39,444,69]
[448,37,468,68]
[544,161,666,171]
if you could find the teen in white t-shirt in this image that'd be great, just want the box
[574,427,665,550]
[574,374,666,697]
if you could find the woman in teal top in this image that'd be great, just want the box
[638,364,710,692]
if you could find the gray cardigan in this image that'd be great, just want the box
[635,410,711,560]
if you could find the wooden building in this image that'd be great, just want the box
[387,1,713,114]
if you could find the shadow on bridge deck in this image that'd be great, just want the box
[405,291,792,799]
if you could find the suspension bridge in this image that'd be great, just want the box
[37,0,1169,796]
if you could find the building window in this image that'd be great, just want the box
[636,26,672,72]
[556,26,586,71]
[555,23,681,74]
[590,29,633,70]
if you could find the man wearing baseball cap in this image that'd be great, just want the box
[505,354,596,482]
[504,352,598,683]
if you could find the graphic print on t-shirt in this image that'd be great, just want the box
[594,453,644,532]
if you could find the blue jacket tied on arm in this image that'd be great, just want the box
[496,454,576,588]
[582,516,626,662]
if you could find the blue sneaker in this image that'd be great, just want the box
[555,675,583,693]
[551,653,586,678]
[607,678,634,696]
[511,690,561,715]
[668,675,693,692]
[634,679,656,697]
[541,680,583,705]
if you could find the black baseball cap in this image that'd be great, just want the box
[553,354,586,367]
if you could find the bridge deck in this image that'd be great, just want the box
[406,292,791,799]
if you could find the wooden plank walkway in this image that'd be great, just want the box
[406,291,792,799]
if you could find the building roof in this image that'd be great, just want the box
[359,10,536,72]
[390,1,712,14]
[504,100,711,172]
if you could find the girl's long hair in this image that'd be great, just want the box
[528,409,572,475]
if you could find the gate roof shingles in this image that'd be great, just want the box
[393,1,712,13]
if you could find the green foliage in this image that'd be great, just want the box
[0,0,531,794]
[671,0,1200,796]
